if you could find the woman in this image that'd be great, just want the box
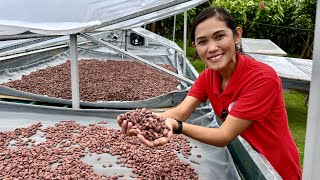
[118,6,302,179]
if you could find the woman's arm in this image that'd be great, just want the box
[138,115,252,147]
[180,115,253,147]
[139,109,253,148]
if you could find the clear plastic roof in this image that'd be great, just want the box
[242,38,287,56]
[0,0,206,36]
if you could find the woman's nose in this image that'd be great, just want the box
[207,41,218,52]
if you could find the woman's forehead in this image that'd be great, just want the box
[194,17,229,39]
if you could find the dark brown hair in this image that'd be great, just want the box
[190,6,242,52]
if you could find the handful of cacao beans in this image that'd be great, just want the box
[117,108,171,141]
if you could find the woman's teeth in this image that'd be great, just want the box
[209,54,222,61]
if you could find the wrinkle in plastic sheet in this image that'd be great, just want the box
[0,102,241,180]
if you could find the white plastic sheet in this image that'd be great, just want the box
[0,0,191,35]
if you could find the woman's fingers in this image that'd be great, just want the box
[121,120,128,134]
[117,116,123,127]
[129,128,141,136]
[137,134,155,147]
[118,113,174,147]
[137,134,171,147]
[154,137,170,146]
[126,122,133,136]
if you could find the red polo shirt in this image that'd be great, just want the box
[188,52,302,179]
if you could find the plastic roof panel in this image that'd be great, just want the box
[0,0,191,35]
[242,38,287,56]
[286,57,312,79]
[250,53,311,81]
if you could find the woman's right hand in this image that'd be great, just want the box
[117,116,136,136]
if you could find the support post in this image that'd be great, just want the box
[302,0,320,178]
[69,34,80,109]
[183,9,187,76]
[173,15,176,42]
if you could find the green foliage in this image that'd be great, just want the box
[151,0,316,59]
[208,0,316,58]
[190,59,206,73]
[175,40,198,60]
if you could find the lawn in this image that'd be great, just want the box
[283,90,308,167]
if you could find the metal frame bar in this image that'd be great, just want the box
[0,33,61,41]
[0,38,45,53]
[183,9,187,76]
[173,15,176,42]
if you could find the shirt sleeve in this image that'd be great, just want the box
[229,76,281,122]
[187,71,208,102]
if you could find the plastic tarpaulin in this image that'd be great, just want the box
[0,0,204,36]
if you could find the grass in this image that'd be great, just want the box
[283,90,308,167]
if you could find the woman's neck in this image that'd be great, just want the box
[219,55,238,90]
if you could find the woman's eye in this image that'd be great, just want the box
[216,34,225,40]
[198,40,206,45]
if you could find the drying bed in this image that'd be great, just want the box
[0,102,241,179]
[2,59,179,102]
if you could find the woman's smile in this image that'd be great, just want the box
[208,53,223,63]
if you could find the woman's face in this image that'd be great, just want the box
[193,16,242,71]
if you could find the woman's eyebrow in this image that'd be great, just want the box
[212,30,226,36]
[195,30,226,41]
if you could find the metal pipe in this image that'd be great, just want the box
[173,15,176,42]
[125,30,128,51]
[0,34,61,41]
[183,9,187,76]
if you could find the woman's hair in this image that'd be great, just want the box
[190,6,243,53]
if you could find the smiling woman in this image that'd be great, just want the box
[192,17,242,76]
[119,6,302,180]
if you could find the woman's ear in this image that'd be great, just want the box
[192,41,196,48]
[235,27,243,45]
